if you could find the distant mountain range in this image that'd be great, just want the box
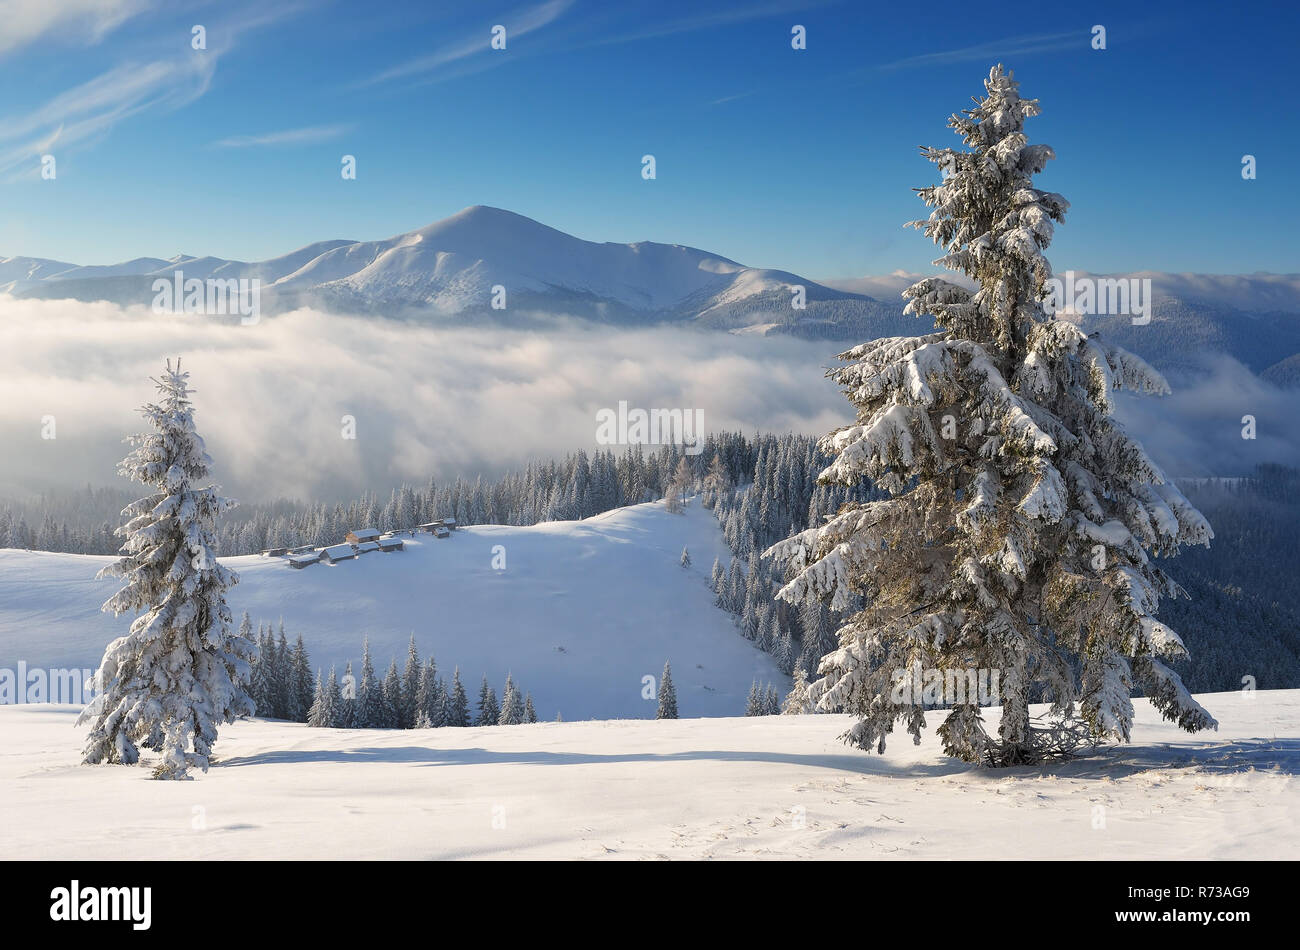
[3,206,1297,380]
[0,205,902,335]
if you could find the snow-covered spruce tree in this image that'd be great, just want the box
[356,640,383,728]
[656,661,678,719]
[477,676,500,726]
[291,634,313,722]
[524,693,538,723]
[80,360,254,779]
[400,635,421,729]
[448,669,471,727]
[499,674,523,725]
[765,65,1215,766]
[680,546,691,568]
[307,670,328,727]
[782,667,812,715]
[381,659,402,728]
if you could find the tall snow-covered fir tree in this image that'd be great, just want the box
[79,360,255,779]
[656,661,678,719]
[766,65,1216,765]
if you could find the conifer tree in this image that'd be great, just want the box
[703,452,732,508]
[291,634,313,723]
[656,661,678,719]
[400,634,422,729]
[80,360,253,779]
[766,66,1215,765]
[416,656,441,727]
[448,668,471,727]
[356,639,384,727]
[499,673,524,725]
[307,670,327,727]
[782,667,812,715]
[273,624,291,719]
[765,685,781,716]
[381,659,402,728]
[524,692,538,724]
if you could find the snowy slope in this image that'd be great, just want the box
[0,500,785,721]
[3,206,874,328]
[1,690,1294,859]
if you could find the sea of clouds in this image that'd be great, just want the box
[0,296,1295,504]
[0,297,850,501]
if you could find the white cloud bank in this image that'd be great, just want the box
[1,297,1293,506]
[0,297,849,501]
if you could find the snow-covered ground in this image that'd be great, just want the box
[0,500,786,720]
[1,690,1295,859]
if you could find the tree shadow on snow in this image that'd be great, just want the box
[217,745,969,778]
[1018,737,1300,781]
[218,737,1300,781]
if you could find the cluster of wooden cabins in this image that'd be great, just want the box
[260,519,458,569]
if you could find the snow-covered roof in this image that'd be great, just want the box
[348,528,381,541]
[322,543,356,560]
[378,538,404,549]
[357,541,380,553]
[288,553,320,566]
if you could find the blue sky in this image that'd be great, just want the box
[1,0,1295,279]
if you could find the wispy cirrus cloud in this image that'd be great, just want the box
[708,91,755,107]
[0,3,312,180]
[0,0,150,57]
[0,58,216,179]
[357,0,574,89]
[212,124,353,148]
[579,0,826,50]
[877,31,1082,71]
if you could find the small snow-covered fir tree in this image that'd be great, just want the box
[745,681,763,717]
[524,692,538,723]
[702,453,731,508]
[477,675,499,726]
[324,667,343,727]
[307,670,328,727]
[656,661,678,719]
[291,634,313,723]
[356,640,383,728]
[680,546,691,568]
[79,360,254,779]
[664,457,693,514]
[766,65,1216,765]
[416,657,442,727]
[782,667,812,715]
[499,673,523,725]
[447,668,471,727]
[381,659,402,728]
[400,635,421,729]
[765,685,781,716]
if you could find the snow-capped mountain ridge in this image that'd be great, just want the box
[1,206,872,329]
